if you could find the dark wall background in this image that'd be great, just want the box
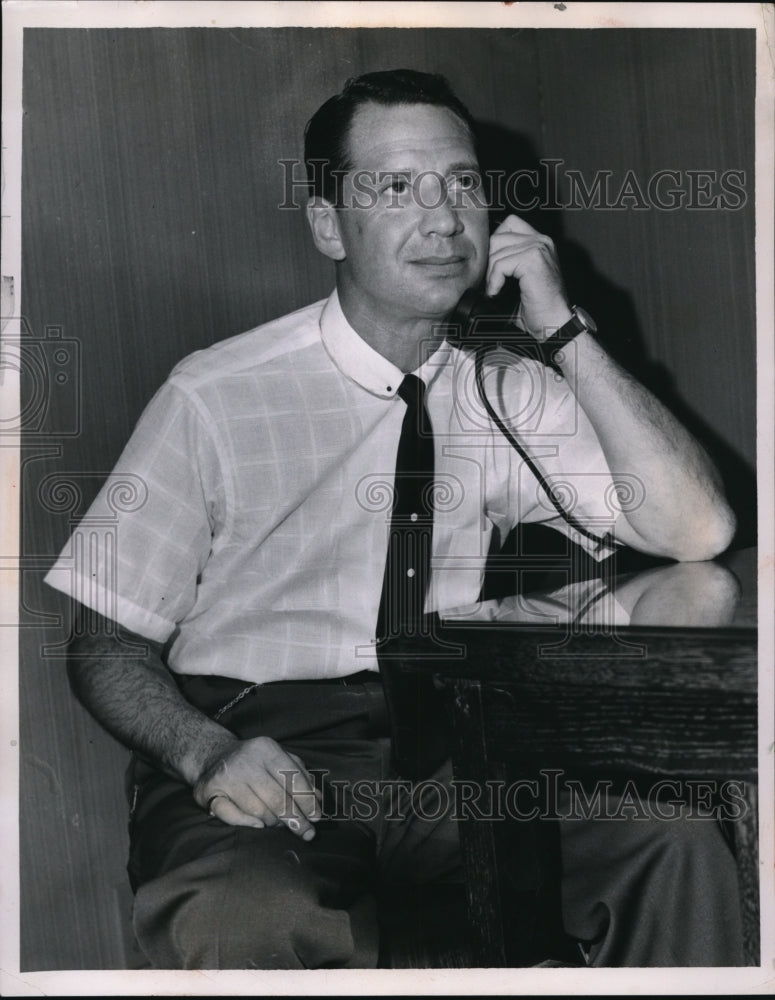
[19,27,755,969]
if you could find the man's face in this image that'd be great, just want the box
[332,102,490,327]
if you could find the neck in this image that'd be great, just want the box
[337,285,447,373]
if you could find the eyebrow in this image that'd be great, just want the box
[375,161,481,177]
[446,161,481,173]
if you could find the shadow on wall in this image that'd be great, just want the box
[475,121,756,548]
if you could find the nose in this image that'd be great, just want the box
[417,174,463,237]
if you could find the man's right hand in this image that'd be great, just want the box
[192,736,323,841]
[67,610,324,842]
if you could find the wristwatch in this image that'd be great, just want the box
[542,305,597,364]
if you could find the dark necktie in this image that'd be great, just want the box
[376,373,435,641]
[377,374,447,780]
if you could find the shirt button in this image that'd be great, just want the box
[410,513,418,522]
[407,568,415,578]
[387,385,392,392]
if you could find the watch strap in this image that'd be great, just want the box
[541,306,594,366]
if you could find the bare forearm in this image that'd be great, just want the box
[67,617,237,786]
[558,332,735,561]
[483,216,735,561]
[67,612,322,839]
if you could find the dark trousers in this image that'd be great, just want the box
[127,674,744,969]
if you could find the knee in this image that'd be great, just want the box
[133,845,361,969]
[638,816,736,876]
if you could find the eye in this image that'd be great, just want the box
[452,171,481,193]
[382,175,410,196]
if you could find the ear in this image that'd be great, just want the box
[306,198,346,261]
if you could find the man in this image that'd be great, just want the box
[46,70,742,968]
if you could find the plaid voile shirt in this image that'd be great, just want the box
[46,290,619,682]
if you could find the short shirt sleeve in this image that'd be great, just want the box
[484,355,623,560]
[44,380,224,642]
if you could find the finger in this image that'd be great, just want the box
[196,739,321,839]
[253,779,318,840]
[218,756,317,839]
[206,792,228,815]
[204,781,313,840]
[485,241,549,295]
[207,789,313,843]
[287,753,324,815]
[288,750,323,799]
[282,813,318,841]
[257,770,320,839]
[486,241,561,296]
[207,793,267,829]
[203,779,283,825]
[262,749,323,824]
[488,230,553,253]
[486,237,555,275]
[490,213,540,238]
[201,768,318,838]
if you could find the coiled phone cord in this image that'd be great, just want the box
[451,290,600,543]
[468,332,603,546]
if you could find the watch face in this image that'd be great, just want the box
[574,306,597,333]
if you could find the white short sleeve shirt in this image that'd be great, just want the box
[45,290,621,682]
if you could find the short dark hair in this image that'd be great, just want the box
[303,69,476,204]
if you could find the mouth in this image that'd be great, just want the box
[412,255,467,266]
[410,256,469,277]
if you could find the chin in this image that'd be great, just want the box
[418,284,471,318]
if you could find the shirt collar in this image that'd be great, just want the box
[319,288,450,400]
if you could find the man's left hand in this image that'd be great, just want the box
[485,215,572,341]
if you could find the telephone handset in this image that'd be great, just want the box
[445,278,524,349]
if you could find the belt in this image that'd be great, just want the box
[266,669,381,687]
[175,670,384,724]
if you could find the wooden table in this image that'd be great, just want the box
[379,548,759,967]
